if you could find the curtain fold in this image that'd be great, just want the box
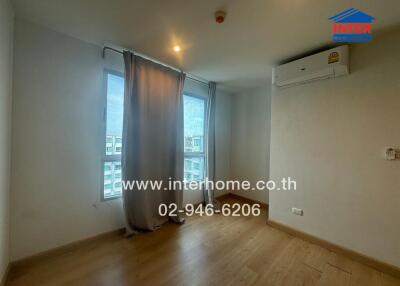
[203,82,219,207]
[122,51,186,233]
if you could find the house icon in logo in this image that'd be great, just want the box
[329,8,375,43]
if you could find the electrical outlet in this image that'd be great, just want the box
[385,148,396,160]
[385,147,400,160]
[292,207,303,216]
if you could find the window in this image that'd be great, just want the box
[102,71,124,200]
[184,94,206,182]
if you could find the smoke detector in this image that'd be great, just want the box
[215,10,226,24]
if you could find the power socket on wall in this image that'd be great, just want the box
[292,207,304,216]
[385,147,400,160]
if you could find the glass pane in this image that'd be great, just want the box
[106,73,124,156]
[103,161,122,199]
[184,95,205,153]
[184,157,205,182]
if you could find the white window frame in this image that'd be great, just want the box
[184,93,207,183]
[101,69,124,201]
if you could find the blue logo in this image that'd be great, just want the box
[329,8,375,43]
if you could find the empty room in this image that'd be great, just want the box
[1,0,400,285]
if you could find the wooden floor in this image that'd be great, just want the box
[6,198,400,286]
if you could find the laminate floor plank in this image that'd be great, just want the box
[6,198,399,286]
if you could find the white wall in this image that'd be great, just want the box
[230,86,271,204]
[269,28,400,267]
[10,19,125,261]
[0,0,14,281]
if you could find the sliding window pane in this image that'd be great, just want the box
[103,161,122,199]
[184,95,205,153]
[184,157,205,182]
[106,73,124,155]
[103,71,124,200]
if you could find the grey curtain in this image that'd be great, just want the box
[122,51,186,233]
[203,82,218,207]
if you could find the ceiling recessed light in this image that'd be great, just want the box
[173,45,181,52]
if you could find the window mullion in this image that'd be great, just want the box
[184,152,204,157]
[104,155,122,162]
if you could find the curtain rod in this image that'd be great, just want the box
[102,46,209,86]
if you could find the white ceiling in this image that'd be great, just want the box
[12,0,400,91]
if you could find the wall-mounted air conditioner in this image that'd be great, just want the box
[272,45,349,87]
